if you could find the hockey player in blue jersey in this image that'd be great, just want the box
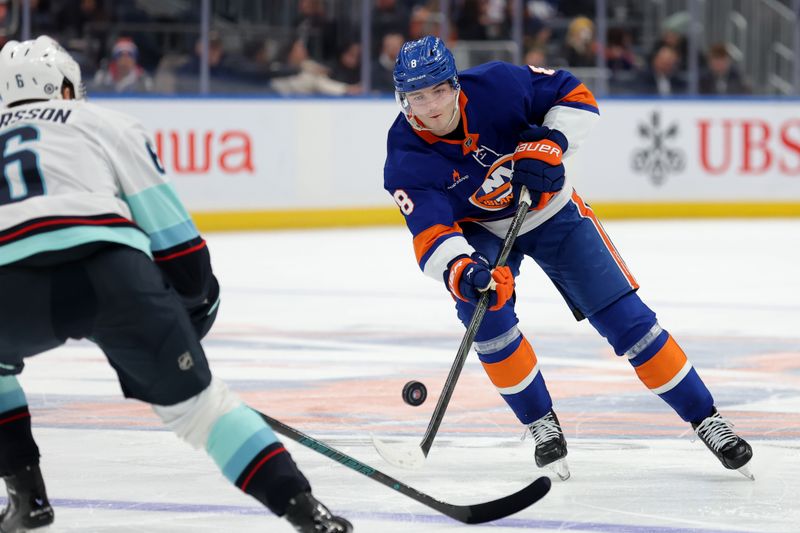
[0,36,351,533]
[383,36,753,481]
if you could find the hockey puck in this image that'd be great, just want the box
[402,381,427,406]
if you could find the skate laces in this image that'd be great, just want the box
[523,411,562,444]
[693,413,739,451]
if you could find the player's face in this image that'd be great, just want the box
[406,82,458,135]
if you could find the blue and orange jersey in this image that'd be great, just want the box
[384,61,599,281]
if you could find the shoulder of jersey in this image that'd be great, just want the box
[459,61,519,83]
[75,100,143,131]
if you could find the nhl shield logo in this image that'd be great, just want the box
[177,351,194,371]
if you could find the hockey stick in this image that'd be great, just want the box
[372,186,533,469]
[257,408,551,524]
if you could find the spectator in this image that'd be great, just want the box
[27,0,57,36]
[408,5,442,40]
[637,44,686,96]
[270,37,361,96]
[648,11,703,73]
[212,39,294,92]
[0,4,8,37]
[372,0,410,55]
[294,0,337,63]
[107,0,163,71]
[606,27,638,73]
[526,0,559,22]
[564,16,596,67]
[52,0,110,71]
[371,32,405,93]
[556,0,596,17]
[92,37,154,94]
[523,18,553,61]
[700,43,751,95]
[455,0,490,41]
[606,27,641,94]
[174,32,252,93]
[524,45,548,67]
[330,41,362,85]
[483,0,508,39]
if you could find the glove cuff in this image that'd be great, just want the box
[547,128,569,152]
[446,255,473,302]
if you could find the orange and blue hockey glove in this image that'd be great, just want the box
[512,126,569,205]
[446,253,514,311]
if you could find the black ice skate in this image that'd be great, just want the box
[0,464,54,532]
[284,491,353,533]
[526,409,570,481]
[692,407,754,480]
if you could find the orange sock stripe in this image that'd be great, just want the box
[571,191,638,289]
[634,336,688,390]
[481,337,538,389]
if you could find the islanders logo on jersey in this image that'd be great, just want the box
[468,152,515,211]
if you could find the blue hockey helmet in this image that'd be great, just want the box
[393,36,459,95]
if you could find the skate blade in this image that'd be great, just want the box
[737,463,755,481]
[546,458,570,481]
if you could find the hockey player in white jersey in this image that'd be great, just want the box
[0,36,352,533]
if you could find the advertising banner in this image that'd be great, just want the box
[101,97,800,225]
[569,100,800,203]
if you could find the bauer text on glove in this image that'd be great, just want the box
[512,126,569,205]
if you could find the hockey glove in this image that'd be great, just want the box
[512,126,569,205]
[186,274,220,340]
[446,253,514,311]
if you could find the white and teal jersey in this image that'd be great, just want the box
[0,99,200,265]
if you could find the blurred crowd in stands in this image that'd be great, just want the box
[0,0,754,97]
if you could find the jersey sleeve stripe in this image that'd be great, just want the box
[147,220,201,252]
[0,215,135,243]
[556,83,599,113]
[123,183,197,236]
[0,226,152,266]
[421,234,475,280]
[0,379,27,413]
[153,237,206,262]
[413,223,463,263]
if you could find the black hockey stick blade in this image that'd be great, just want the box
[451,476,551,524]
[257,409,551,524]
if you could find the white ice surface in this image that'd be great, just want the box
[9,219,800,532]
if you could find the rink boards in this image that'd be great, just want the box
[95,96,800,231]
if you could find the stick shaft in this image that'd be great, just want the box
[419,187,532,455]
[258,408,550,523]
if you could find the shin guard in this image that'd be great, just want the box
[590,294,714,423]
[476,327,553,424]
[153,379,310,516]
[0,376,39,476]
